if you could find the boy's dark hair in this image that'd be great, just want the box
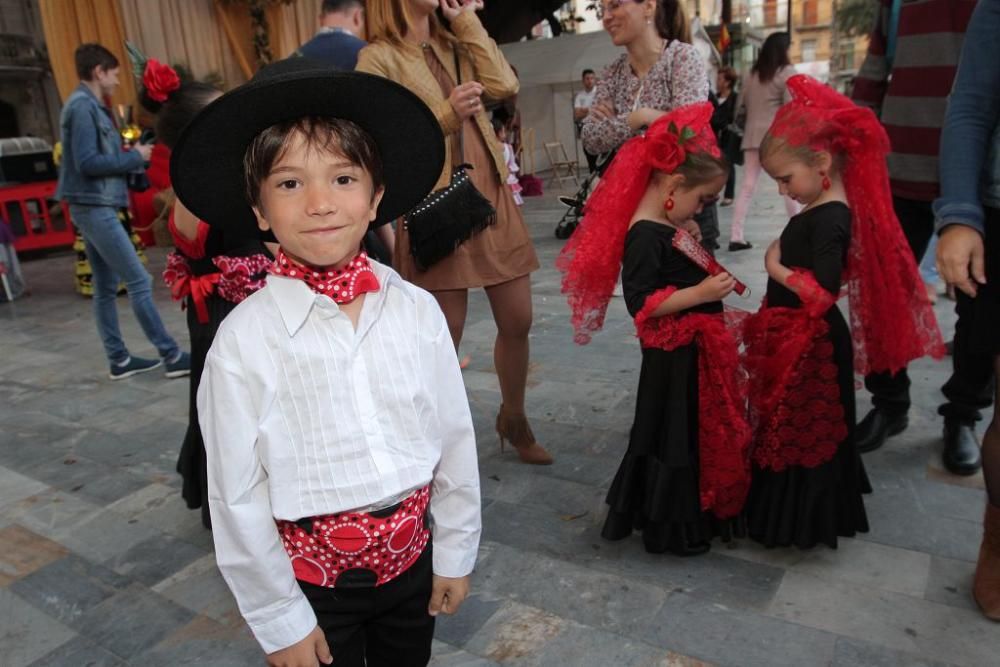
[582,68,594,77]
[140,81,221,149]
[753,32,792,83]
[718,66,738,89]
[244,116,383,209]
[75,43,119,81]
[321,0,362,14]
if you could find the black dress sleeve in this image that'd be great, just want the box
[809,204,852,295]
[622,224,669,318]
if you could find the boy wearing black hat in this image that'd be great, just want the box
[171,60,481,667]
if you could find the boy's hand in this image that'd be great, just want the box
[428,575,470,616]
[266,626,332,667]
[696,273,736,302]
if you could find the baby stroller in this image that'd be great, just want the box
[553,151,614,240]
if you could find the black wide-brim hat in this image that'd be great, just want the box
[170,58,445,233]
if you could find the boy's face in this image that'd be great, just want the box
[253,130,384,270]
[93,66,121,97]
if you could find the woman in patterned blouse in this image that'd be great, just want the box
[581,0,708,157]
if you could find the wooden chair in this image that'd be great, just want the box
[543,140,579,188]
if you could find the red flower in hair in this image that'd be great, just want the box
[643,103,721,173]
[143,59,180,103]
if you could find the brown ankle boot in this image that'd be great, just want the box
[496,405,553,465]
[974,502,1000,621]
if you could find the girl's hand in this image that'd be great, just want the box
[266,626,332,667]
[448,81,485,120]
[680,219,702,242]
[441,0,483,21]
[429,575,470,616]
[696,272,736,302]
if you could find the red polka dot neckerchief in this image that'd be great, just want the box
[268,247,380,304]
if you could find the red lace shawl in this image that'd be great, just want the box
[743,271,847,471]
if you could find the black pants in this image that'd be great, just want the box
[723,167,736,200]
[863,196,995,422]
[298,546,435,667]
[584,148,599,174]
[694,203,720,253]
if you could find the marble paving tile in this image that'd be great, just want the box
[0,524,69,586]
[767,570,1000,666]
[103,532,207,587]
[0,588,77,667]
[923,555,978,612]
[9,554,129,628]
[27,636,126,667]
[831,636,956,667]
[0,466,49,511]
[75,583,194,660]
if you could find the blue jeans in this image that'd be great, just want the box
[69,204,179,365]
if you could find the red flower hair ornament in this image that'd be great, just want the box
[142,59,181,103]
[557,102,721,343]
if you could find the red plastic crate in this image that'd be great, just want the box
[1,180,76,252]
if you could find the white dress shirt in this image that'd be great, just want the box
[198,261,481,654]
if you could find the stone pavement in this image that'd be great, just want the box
[1,180,996,666]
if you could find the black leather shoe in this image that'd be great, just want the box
[856,408,909,453]
[728,241,753,252]
[942,421,982,476]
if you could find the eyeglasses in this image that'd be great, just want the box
[595,0,643,20]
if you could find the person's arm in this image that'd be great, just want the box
[357,45,463,136]
[581,63,631,155]
[933,0,1000,237]
[449,11,518,101]
[851,0,891,115]
[67,102,144,178]
[198,343,320,656]
[933,0,1000,296]
[426,303,481,610]
[667,43,709,108]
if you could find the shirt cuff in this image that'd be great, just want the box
[933,200,985,236]
[432,541,478,579]
[247,594,317,655]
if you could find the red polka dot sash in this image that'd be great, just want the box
[269,247,380,304]
[276,486,431,588]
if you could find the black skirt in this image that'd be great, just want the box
[176,293,240,529]
[602,344,739,554]
[744,307,871,549]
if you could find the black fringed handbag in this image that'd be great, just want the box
[404,50,496,271]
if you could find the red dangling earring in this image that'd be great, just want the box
[664,196,674,211]
[821,174,831,191]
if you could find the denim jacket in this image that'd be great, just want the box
[933,0,1000,234]
[56,83,144,208]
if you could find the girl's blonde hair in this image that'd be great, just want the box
[365,0,456,47]
[759,131,845,174]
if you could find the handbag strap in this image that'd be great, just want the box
[454,48,466,163]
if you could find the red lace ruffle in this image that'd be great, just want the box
[743,271,846,471]
[162,251,270,323]
[636,290,751,518]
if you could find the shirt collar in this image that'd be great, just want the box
[318,26,355,36]
[268,259,411,337]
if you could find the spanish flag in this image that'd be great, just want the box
[717,24,731,53]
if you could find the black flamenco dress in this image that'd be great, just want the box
[743,202,871,549]
[164,219,271,528]
[602,221,750,555]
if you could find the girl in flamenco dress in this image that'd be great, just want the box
[559,102,752,556]
[743,75,945,549]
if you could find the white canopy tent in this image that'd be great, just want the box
[500,31,623,176]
